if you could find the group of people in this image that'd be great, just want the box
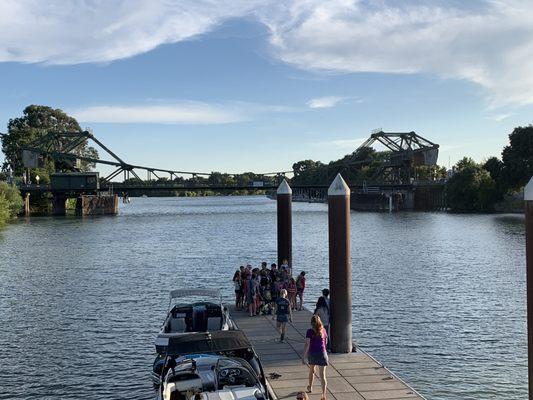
[232,260,307,317]
[232,265,332,400]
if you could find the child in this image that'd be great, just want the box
[296,271,306,311]
[273,289,292,342]
[286,277,297,310]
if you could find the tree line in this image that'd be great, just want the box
[446,126,532,212]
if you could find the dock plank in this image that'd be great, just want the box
[231,307,424,400]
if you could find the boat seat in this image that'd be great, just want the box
[170,317,187,332]
[207,317,221,330]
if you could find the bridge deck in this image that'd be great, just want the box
[231,307,424,400]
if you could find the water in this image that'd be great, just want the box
[0,196,526,399]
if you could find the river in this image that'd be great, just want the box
[0,196,526,399]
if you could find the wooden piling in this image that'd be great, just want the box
[525,177,533,400]
[328,173,353,353]
[24,193,30,217]
[277,179,292,270]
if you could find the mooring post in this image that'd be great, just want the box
[525,177,533,400]
[24,193,30,217]
[277,179,292,270]
[328,173,352,353]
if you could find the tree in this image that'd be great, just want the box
[446,157,498,212]
[0,182,23,226]
[292,160,325,185]
[483,157,504,181]
[1,105,99,177]
[501,125,533,189]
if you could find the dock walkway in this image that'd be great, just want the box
[231,307,424,400]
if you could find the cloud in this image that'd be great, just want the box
[69,100,297,124]
[2,1,533,106]
[70,102,246,124]
[307,96,344,109]
[311,138,366,150]
[260,1,533,107]
[0,0,258,64]
[488,113,514,122]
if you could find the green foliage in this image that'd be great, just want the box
[0,182,23,226]
[446,157,499,212]
[0,194,10,227]
[292,160,326,185]
[1,105,99,178]
[501,125,533,190]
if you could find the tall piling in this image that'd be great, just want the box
[277,179,292,270]
[23,193,30,217]
[525,177,533,400]
[328,173,352,353]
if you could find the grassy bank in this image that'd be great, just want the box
[0,182,23,227]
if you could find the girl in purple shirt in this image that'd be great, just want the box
[302,315,328,399]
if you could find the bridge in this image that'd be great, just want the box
[1,129,446,213]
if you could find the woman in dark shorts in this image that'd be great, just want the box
[232,270,242,310]
[302,315,328,400]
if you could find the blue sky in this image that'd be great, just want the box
[0,1,532,175]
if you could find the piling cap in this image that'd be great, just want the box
[277,179,292,195]
[525,176,533,201]
[328,173,350,196]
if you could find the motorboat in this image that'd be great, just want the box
[156,288,235,344]
[155,331,270,400]
[152,288,237,384]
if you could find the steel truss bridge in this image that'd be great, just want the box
[11,130,291,186]
[2,130,443,207]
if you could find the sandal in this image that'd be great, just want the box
[306,385,312,393]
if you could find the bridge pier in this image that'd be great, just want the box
[76,194,119,215]
[52,193,67,216]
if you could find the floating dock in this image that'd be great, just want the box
[232,307,425,400]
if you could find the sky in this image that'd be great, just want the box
[0,0,532,176]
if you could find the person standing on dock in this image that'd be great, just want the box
[246,273,258,317]
[274,289,292,342]
[303,315,329,400]
[281,258,290,279]
[233,270,242,310]
[296,271,306,311]
[314,289,330,350]
[287,277,297,310]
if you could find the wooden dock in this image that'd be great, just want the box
[232,307,425,400]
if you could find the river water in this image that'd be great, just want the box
[0,196,526,399]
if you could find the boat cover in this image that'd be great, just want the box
[169,288,221,300]
[159,331,251,356]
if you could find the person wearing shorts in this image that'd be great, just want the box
[303,314,328,400]
[274,289,292,342]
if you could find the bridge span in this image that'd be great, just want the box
[6,129,446,215]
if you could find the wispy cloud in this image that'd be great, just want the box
[2,1,533,106]
[488,113,514,122]
[307,96,344,109]
[259,0,533,107]
[70,102,246,124]
[69,100,298,124]
[310,138,366,150]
